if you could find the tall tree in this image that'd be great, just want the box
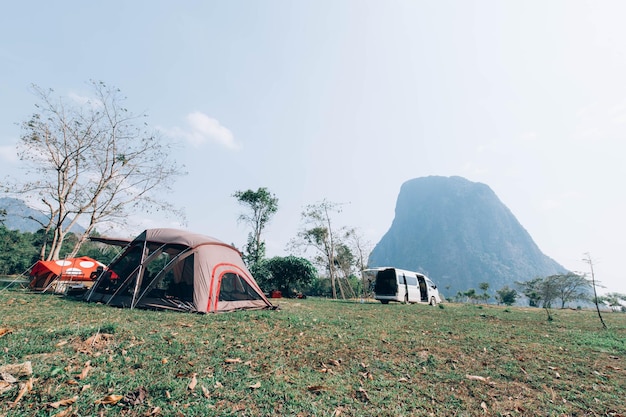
[583,253,607,329]
[479,282,490,302]
[291,199,346,299]
[232,187,278,266]
[3,81,184,260]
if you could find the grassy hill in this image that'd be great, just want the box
[0,291,624,416]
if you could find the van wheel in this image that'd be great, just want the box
[429,297,437,306]
[404,294,409,304]
[380,300,389,304]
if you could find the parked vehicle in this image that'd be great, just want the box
[363,267,442,305]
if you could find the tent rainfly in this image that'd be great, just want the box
[29,256,106,292]
[84,228,275,313]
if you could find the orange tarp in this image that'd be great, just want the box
[30,256,105,282]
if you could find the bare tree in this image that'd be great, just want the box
[3,81,185,260]
[583,253,607,330]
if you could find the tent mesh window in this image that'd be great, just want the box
[158,254,194,302]
[219,272,263,301]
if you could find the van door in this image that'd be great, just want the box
[405,274,419,303]
[417,276,428,302]
[399,273,409,303]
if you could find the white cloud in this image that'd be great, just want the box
[163,112,241,150]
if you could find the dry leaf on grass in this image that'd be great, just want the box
[1,372,17,384]
[53,406,74,417]
[95,394,124,405]
[188,373,198,391]
[9,378,33,408]
[307,385,326,393]
[78,361,92,380]
[356,387,370,402]
[231,404,246,413]
[466,374,496,386]
[144,406,162,416]
[49,395,78,408]
[249,382,261,389]
[0,380,14,395]
[224,358,242,364]
[481,401,488,413]
[123,386,148,406]
[201,385,210,398]
[0,328,12,338]
[0,361,33,377]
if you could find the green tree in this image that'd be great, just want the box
[3,81,184,261]
[0,227,39,275]
[552,272,591,309]
[232,187,278,267]
[291,199,347,299]
[517,274,589,321]
[479,282,490,302]
[517,277,548,307]
[256,256,317,296]
[464,288,477,303]
[495,286,518,306]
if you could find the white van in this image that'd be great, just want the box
[363,267,442,305]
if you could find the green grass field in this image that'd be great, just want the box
[1,290,625,416]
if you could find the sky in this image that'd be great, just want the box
[1,1,625,294]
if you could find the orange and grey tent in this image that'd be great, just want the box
[84,228,275,313]
[29,256,106,291]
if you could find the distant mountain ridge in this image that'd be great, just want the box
[0,197,85,234]
[369,176,567,297]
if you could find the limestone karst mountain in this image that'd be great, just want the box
[368,176,567,298]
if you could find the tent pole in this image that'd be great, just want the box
[130,240,148,309]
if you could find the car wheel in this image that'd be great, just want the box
[380,300,389,304]
[429,296,437,306]
[404,294,409,304]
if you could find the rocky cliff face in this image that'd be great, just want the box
[368,176,566,297]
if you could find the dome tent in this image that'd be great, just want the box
[84,228,274,313]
